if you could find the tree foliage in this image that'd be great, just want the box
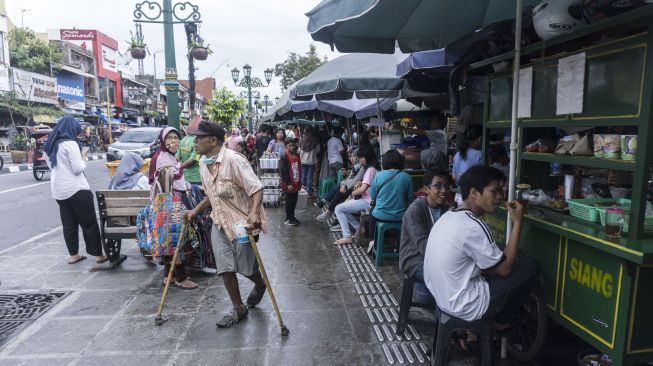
[8,28,63,75]
[274,44,327,91]
[207,87,245,128]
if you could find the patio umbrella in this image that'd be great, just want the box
[393,99,430,113]
[396,48,460,94]
[306,0,530,236]
[307,0,538,53]
[317,93,400,119]
[290,53,406,101]
[268,79,319,121]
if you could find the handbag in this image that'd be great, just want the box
[369,170,400,209]
[136,169,187,257]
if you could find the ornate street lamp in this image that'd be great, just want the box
[232,64,274,131]
[133,0,202,129]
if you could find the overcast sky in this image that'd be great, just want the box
[5,0,340,102]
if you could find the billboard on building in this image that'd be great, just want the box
[12,68,58,105]
[57,72,85,110]
[59,29,96,52]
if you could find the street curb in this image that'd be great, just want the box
[0,154,106,175]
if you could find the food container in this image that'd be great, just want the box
[620,135,637,161]
[602,134,621,159]
[593,134,604,158]
[515,183,532,212]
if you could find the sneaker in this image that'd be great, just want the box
[330,224,342,232]
[316,211,331,221]
[314,201,324,209]
[216,306,248,328]
[246,286,267,308]
[286,218,300,226]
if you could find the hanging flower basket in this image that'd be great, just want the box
[130,47,147,60]
[192,47,209,61]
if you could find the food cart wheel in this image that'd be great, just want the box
[506,285,547,361]
[33,169,44,181]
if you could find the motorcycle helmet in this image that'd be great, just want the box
[533,0,588,40]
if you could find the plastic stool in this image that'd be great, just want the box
[431,307,493,366]
[373,221,402,267]
[318,177,337,200]
[396,275,436,336]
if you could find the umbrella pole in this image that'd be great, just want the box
[506,0,523,238]
[347,118,352,145]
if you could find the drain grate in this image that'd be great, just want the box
[0,291,70,347]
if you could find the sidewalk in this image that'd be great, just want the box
[0,153,106,175]
[0,203,456,366]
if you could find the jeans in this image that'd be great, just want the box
[328,162,343,178]
[285,191,298,220]
[334,198,370,238]
[327,188,350,212]
[484,255,539,323]
[56,190,103,257]
[301,164,316,194]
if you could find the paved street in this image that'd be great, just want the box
[0,159,110,252]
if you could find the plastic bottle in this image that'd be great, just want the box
[234,220,250,244]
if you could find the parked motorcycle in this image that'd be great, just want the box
[31,129,51,181]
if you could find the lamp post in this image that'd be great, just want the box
[232,64,273,132]
[133,0,202,130]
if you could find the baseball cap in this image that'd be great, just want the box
[187,119,226,141]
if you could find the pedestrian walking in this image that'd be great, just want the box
[280,137,301,226]
[186,119,268,329]
[44,116,107,265]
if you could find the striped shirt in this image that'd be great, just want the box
[199,147,267,241]
[424,208,504,321]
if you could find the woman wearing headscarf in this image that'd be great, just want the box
[226,127,242,150]
[44,116,107,265]
[299,125,320,197]
[108,152,149,190]
[148,127,198,290]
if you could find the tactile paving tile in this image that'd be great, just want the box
[328,226,429,364]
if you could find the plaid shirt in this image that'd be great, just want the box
[199,147,267,241]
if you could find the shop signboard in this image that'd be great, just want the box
[101,45,117,73]
[12,68,58,105]
[59,29,96,52]
[57,72,85,110]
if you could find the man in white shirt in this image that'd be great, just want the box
[424,165,538,326]
[326,127,345,177]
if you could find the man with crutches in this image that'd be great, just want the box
[185,119,271,328]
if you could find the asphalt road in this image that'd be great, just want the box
[0,159,111,252]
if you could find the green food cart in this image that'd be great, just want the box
[471,9,653,366]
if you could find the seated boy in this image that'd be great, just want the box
[424,165,538,328]
[399,169,451,282]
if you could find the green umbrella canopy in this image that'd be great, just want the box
[307,0,539,53]
[290,53,406,101]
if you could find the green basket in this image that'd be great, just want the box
[597,199,653,233]
[567,198,626,223]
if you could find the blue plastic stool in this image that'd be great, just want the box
[373,221,402,267]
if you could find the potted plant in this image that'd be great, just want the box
[127,31,148,60]
[189,38,213,61]
[10,133,28,163]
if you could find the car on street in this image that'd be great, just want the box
[106,127,162,161]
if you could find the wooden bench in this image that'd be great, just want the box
[96,190,150,267]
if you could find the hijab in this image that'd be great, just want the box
[148,127,183,184]
[300,125,318,152]
[108,152,144,190]
[43,116,82,168]
[226,128,242,150]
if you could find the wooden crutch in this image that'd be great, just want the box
[154,218,187,325]
[246,226,290,336]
